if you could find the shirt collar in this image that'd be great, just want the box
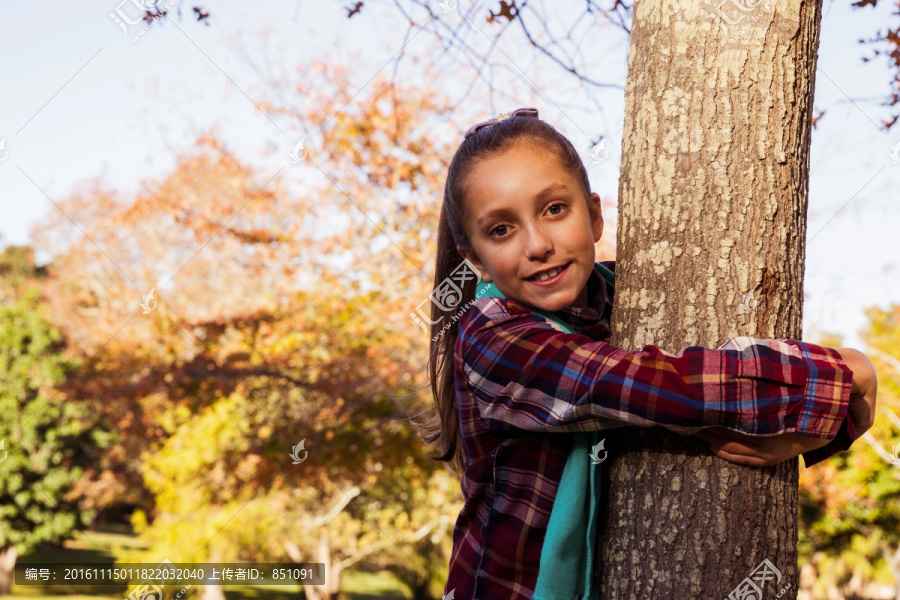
[554,266,609,329]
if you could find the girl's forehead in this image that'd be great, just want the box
[468,146,568,193]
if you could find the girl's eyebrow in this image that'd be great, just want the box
[476,183,569,226]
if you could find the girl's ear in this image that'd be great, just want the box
[457,245,491,282]
[589,193,604,242]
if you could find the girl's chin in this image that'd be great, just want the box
[530,293,577,312]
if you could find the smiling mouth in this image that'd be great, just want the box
[527,262,572,282]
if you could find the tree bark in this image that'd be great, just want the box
[597,0,822,598]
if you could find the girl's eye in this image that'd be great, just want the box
[488,202,568,238]
[547,201,567,215]
[488,224,509,238]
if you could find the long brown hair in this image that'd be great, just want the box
[413,112,593,476]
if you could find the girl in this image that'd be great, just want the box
[415,107,877,600]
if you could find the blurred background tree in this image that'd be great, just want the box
[0,288,114,594]
[799,314,900,600]
[23,61,470,600]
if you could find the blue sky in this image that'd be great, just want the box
[0,0,897,349]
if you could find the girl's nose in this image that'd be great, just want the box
[523,221,553,259]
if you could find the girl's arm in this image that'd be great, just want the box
[460,301,854,463]
[695,347,876,466]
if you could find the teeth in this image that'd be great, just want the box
[533,265,564,281]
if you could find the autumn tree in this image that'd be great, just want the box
[0,245,46,305]
[28,61,463,600]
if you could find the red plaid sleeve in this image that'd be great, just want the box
[461,308,853,450]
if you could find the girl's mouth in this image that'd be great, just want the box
[526,261,571,285]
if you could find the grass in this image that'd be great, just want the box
[3,528,411,600]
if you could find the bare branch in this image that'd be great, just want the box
[861,431,898,464]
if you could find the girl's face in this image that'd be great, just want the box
[457,141,604,312]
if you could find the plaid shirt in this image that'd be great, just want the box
[445,260,856,600]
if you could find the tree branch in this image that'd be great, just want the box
[861,431,897,464]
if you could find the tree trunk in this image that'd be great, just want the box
[300,528,343,600]
[597,0,822,598]
[200,549,226,600]
[0,546,17,594]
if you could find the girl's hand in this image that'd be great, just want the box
[836,347,878,435]
[695,428,830,467]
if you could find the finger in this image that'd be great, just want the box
[709,445,769,467]
[705,435,775,463]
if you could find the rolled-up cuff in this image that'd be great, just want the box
[802,415,858,467]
